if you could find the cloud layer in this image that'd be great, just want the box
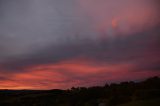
[0,0,160,89]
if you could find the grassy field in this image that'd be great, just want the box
[118,98,160,106]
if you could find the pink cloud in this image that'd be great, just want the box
[0,58,159,89]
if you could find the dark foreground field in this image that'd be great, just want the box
[0,76,160,106]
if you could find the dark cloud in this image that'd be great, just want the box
[1,25,160,73]
[0,0,160,89]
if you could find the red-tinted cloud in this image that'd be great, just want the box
[78,0,159,37]
[0,0,160,90]
[0,58,159,89]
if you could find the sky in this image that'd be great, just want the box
[0,0,160,89]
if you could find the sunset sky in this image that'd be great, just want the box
[0,0,160,89]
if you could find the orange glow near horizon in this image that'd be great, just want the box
[0,0,159,90]
[0,58,159,90]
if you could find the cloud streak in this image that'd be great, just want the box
[0,0,160,89]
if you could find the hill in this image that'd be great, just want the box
[0,76,160,106]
